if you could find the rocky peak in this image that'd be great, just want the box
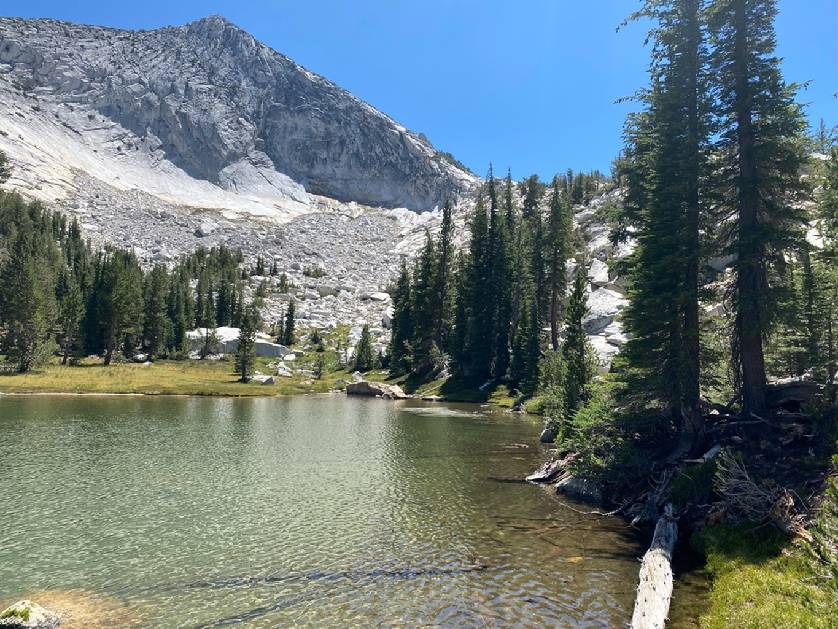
[0,15,477,210]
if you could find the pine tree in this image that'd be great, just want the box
[0,231,55,371]
[504,169,516,234]
[434,200,455,352]
[520,174,543,219]
[815,147,838,387]
[353,324,374,372]
[215,273,232,327]
[195,269,208,328]
[142,264,168,359]
[495,170,518,379]
[464,195,494,379]
[278,273,290,293]
[256,279,268,300]
[617,0,707,447]
[800,247,821,372]
[166,266,191,355]
[491,220,512,380]
[539,350,567,435]
[767,259,808,377]
[709,0,809,417]
[411,230,437,372]
[450,251,469,377]
[313,355,326,379]
[232,282,245,327]
[529,201,547,324]
[0,149,10,185]
[56,267,84,364]
[281,301,296,346]
[547,176,572,350]
[389,260,414,374]
[563,264,595,414]
[813,118,835,154]
[99,250,144,365]
[509,276,541,394]
[236,304,257,382]
[199,273,217,359]
[487,167,512,380]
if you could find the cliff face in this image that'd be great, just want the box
[0,15,475,210]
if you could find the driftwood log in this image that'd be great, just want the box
[630,504,678,629]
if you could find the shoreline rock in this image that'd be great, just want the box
[556,475,603,504]
[0,601,59,629]
[539,426,558,443]
[345,380,410,399]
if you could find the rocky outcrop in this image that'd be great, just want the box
[556,475,603,504]
[0,16,475,337]
[345,380,410,399]
[539,426,558,443]
[572,188,635,369]
[0,601,60,629]
[0,15,475,211]
[186,326,292,358]
[526,455,603,504]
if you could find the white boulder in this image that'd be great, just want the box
[584,288,628,334]
[360,291,390,302]
[588,258,610,287]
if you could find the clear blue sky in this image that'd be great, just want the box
[3,1,836,179]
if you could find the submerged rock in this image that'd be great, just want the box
[0,601,60,629]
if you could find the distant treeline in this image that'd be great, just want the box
[390,167,612,420]
[0,186,286,371]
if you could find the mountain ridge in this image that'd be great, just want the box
[0,14,476,212]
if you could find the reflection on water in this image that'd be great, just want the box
[0,395,705,627]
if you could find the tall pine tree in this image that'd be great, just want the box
[389,261,414,374]
[709,0,808,417]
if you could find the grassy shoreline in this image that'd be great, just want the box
[695,520,837,627]
[0,356,350,397]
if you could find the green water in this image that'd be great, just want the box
[0,395,706,627]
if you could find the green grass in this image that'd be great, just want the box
[694,524,837,628]
[370,371,519,408]
[0,605,30,621]
[0,355,351,397]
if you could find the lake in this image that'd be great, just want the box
[0,395,706,627]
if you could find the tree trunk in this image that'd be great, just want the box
[680,0,703,447]
[550,284,559,351]
[827,314,836,389]
[733,0,768,418]
[631,504,678,629]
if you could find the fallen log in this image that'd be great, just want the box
[526,456,570,483]
[630,469,675,526]
[630,504,678,629]
[766,380,821,409]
